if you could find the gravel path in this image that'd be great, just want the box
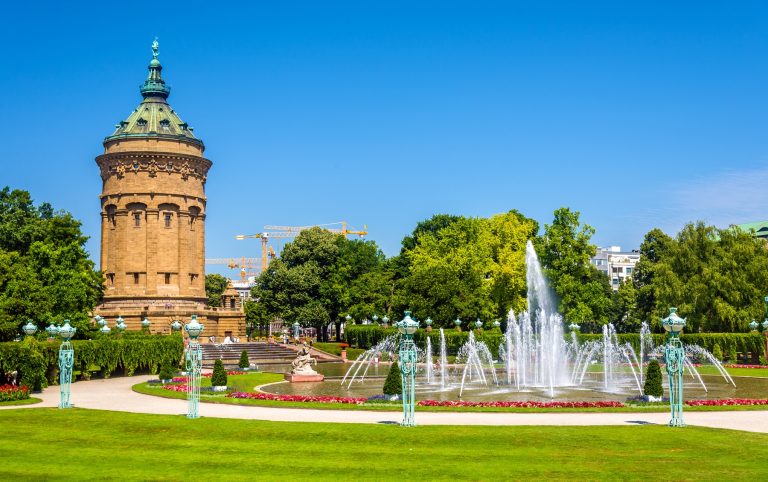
[3,375,767,433]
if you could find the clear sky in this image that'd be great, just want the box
[2,1,768,277]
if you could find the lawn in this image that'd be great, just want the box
[0,408,765,480]
[0,397,41,407]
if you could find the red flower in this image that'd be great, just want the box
[685,398,768,406]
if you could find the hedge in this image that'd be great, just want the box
[0,335,184,390]
[345,325,766,359]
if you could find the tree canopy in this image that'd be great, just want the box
[0,188,103,341]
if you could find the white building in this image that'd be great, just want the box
[590,246,640,290]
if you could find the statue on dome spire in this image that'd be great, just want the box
[152,37,159,59]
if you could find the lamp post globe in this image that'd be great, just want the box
[95,315,105,327]
[345,314,352,325]
[116,316,126,332]
[474,318,483,330]
[171,320,182,332]
[454,318,462,327]
[382,315,389,326]
[749,319,759,332]
[425,317,433,326]
[569,322,581,333]
[58,321,77,341]
[100,324,111,334]
[493,319,501,329]
[46,323,59,338]
[184,315,204,341]
[141,317,151,330]
[372,314,379,323]
[762,318,768,332]
[22,320,38,337]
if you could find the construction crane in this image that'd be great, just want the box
[236,223,367,272]
[234,231,299,272]
[205,257,259,282]
[263,221,368,238]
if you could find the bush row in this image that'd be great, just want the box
[0,335,184,390]
[344,325,766,359]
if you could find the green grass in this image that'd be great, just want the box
[0,408,765,480]
[0,397,41,407]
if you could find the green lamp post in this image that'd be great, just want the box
[569,322,581,333]
[115,316,126,333]
[493,319,501,330]
[170,320,182,332]
[100,323,111,335]
[141,317,151,332]
[184,315,204,419]
[292,322,300,339]
[662,307,686,427]
[749,319,759,332]
[454,318,462,331]
[372,314,379,324]
[382,315,389,327]
[22,320,38,338]
[58,320,76,409]
[474,318,483,330]
[396,311,419,427]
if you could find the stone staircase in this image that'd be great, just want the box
[201,342,298,368]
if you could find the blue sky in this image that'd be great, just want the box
[2,1,768,276]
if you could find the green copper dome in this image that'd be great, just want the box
[105,39,203,147]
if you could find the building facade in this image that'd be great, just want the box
[94,41,245,338]
[590,246,640,290]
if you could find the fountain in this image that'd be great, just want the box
[337,240,737,401]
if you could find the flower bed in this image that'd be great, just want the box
[723,364,767,369]
[202,371,245,377]
[0,384,30,402]
[685,398,768,406]
[228,392,367,405]
[416,400,626,408]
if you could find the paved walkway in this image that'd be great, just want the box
[3,376,767,433]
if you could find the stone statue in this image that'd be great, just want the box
[152,38,159,58]
[290,342,318,375]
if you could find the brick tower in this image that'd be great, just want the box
[94,40,244,338]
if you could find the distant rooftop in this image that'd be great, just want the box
[734,220,768,238]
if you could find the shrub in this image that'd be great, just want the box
[712,344,723,361]
[238,350,249,369]
[383,361,402,396]
[644,359,663,398]
[211,359,227,387]
[728,347,738,363]
[158,364,176,381]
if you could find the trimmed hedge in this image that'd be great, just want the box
[345,325,766,359]
[0,335,184,390]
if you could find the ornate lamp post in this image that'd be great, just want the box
[141,317,151,332]
[372,314,379,324]
[493,319,501,330]
[396,311,419,427]
[382,315,389,327]
[749,319,759,332]
[661,307,686,427]
[22,320,38,338]
[170,320,182,332]
[58,321,76,409]
[292,322,301,339]
[100,323,111,335]
[569,322,581,333]
[424,317,433,332]
[474,318,483,330]
[116,316,127,333]
[95,315,105,327]
[454,318,462,331]
[184,315,204,419]
[345,314,352,326]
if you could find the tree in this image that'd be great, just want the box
[643,359,663,398]
[238,350,250,369]
[400,211,537,326]
[632,223,768,332]
[0,188,103,341]
[611,279,641,333]
[205,273,228,308]
[536,207,612,330]
[383,361,402,395]
[211,359,227,387]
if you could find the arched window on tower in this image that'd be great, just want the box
[105,205,117,228]
[189,206,201,231]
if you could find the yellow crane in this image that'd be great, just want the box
[236,222,367,272]
[205,257,260,282]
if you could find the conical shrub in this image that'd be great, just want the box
[238,350,250,369]
[211,359,228,387]
[383,361,402,396]
[643,358,663,398]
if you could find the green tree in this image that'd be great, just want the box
[536,207,612,331]
[238,350,250,369]
[0,188,103,341]
[205,273,228,308]
[643,359,663,398]
[211,359,227,387]
[383,360,402,395]
[611,279,641,333]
